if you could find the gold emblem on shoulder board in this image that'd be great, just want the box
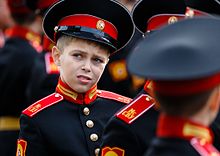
[168,16,178,24]
[96,20,105,31]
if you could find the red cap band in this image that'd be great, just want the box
[152,73,220,96]
[146,14,185,32]
[57,14,118,40]
[185,7,211,18]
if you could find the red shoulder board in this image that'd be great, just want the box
[97,90,132,104]
[45,53,60,74]
[116,94,155,124]
[22,93,63,117]
[190,138,220,156]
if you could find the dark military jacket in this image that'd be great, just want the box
[0,25,41,156]
[100,87,159,156]
[17,79,132,156]
[0,25,41,117]
[144,138,202,156]
[100,79,220,156]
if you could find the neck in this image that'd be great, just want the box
[22,16,42,35]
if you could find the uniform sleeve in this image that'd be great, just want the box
[17,114,48,156]
[100,116,142,156]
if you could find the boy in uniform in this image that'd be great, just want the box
[16,0,134,155]
[128,17,220,156]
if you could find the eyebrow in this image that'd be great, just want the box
[72,49,107,60]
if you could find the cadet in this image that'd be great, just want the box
[100,0,186,156]
[128,17,220,156]
[26,35,59,104]
[16,0,134,155]
[26,0,59,104]
[0,0,53,155]
[183,0,220,150]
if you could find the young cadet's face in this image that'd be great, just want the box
[53,38,109,93]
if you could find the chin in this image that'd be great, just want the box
[75,86,90,93]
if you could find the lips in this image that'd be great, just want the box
[77,75,92,84]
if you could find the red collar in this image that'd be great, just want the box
[157,114,213,143]
[56,79,97,105]
[5,25,42,52]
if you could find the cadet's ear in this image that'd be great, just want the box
[52,46,61,66]
[210,86,220,111]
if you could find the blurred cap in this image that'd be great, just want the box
[127,17,220,95]
[7,0,58,15]
[132,0,186,34]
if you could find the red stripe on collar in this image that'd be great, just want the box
[55,78,97,105]
[5,25,42,52]
[157,114,213,143]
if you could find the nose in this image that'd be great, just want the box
[81,60,91,72]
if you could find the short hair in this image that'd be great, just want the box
[11,13,37,25]
[154,88,215,116]
[56,35,112,54]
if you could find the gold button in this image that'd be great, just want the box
[86,120,94,128]
[83,107,90,116]
[90,133,98,141]
[55,93,60,98]
[95,148,100,156]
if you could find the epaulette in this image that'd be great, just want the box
[190,138,220,156]
[45,53,60,74]
[97,90,132,104]
[22,93,63,117]
[116,94,155,124]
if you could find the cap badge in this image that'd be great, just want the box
[168,16,178,25]
[96,20,105,31]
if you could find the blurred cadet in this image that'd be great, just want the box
[0,0,14,47]
[184,0,220,151]
[100,0,186,156]
[26,0,59,104]
[0,0,58,156]
[98,0,144,98]
[26,35,59,104]
[16,0,134,155]
[128,17,220,156]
